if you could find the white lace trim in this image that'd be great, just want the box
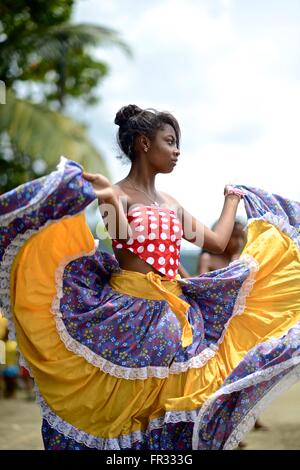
[170,348,216,373]
[0,157,69,340]
[1,176,299,388]
[249,211,300,251]
[149,409,199,428]
[50,252,259,379]
[0,156,67,227]
[0,213,90,341]
[52,257,219,378]
[52,254,217,378]
[0,226,273,381]
[38,353,300,449]
[0,214,215,379]
[0,184,215,379]
[37,384,199,449]
[37,388,145,450]
[192,330,300,449]
[223,363,300,450]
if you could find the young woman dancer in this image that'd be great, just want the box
[0,105,299,450]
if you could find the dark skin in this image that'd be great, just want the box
[198,223,246,274]
[83,124,242,276]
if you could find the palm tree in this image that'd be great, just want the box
[20,23,131,110]
[1,90,109,174]
[0,22,131,192]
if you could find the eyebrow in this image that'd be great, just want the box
[166,134,175,139]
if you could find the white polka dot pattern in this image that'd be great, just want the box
[112,206,182,280]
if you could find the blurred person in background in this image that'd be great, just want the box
[0,317,19,399]
[198,219,246,274]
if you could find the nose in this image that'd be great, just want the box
[174,148,180,157]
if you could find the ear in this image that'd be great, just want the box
[139,134,151,152]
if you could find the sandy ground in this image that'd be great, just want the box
[0,382,300,450]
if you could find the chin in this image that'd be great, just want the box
[157,164,175,174]
[165,167,175,174]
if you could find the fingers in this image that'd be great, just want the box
[82,172,95,180]
[224,185,244,199]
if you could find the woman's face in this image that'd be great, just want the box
[147,124,180,173]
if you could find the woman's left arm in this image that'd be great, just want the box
[163,189,243,253]
[179,195,241,253]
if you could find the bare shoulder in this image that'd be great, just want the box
[159,190,180,209]
[112,180,126,193]
[199,252,211,262]
[112,182,131,210]
[198,251,212,274]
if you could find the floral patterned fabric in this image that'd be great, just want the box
[59,251,253,369]
[1,158,300,450]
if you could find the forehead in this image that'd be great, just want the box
[156,124,176,138]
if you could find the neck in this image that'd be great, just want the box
[126,164,157,192]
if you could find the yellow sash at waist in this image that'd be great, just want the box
[109,270,193,348]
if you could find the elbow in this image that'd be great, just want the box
[203,236,227,254]
[213,243,226,254]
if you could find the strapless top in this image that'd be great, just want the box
[111,206,183,280]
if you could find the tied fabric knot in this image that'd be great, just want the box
[145,271,193,348]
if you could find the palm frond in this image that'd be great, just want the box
[24,23,132,62]
[0,90,109,175]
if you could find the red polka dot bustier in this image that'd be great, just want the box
[112,206,183,280]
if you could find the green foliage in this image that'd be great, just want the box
[32,49,109,107]
[0,141,44,193]
[0,1,131,192]
[0,1,74,87]
[0,90,109,192]
[0,3,131,108]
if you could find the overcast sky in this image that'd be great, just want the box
[73,0,300,236]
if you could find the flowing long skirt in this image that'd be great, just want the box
[0,158,299,450]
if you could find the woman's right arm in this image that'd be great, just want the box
[83,172,132,241]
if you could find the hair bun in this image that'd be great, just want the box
[114,104,143,126]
